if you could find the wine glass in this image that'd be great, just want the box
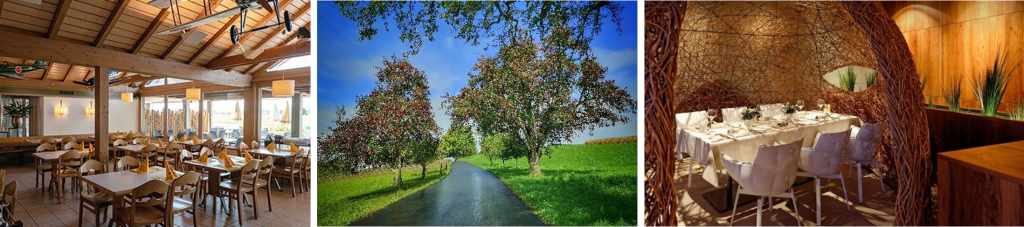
[817,99,825,111]
[707,109,718,124]
[796,100,805,111]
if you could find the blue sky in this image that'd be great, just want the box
[317,2,638,144]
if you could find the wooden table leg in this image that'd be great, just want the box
[208,169,222,214]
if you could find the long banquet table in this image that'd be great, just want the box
[677,110,861,211]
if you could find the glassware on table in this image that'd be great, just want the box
[796,100,805,111]
[707,109,718,124]
[817,99,825,111]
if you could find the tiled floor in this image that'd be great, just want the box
[0,163,311,227]
[675,158,898,226]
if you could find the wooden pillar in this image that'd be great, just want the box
[198,93,204,139]
[291,93,301,138]
[163,95,168,138]
[242,87,258,146]
[94,66,110,164]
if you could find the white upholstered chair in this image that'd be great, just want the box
[721,107,747,123]
[844,123,885,203]
[797,130,852,225]
[676,110,707,188]
[724,139,804,226]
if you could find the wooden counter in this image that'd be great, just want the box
[937,140,1024,226]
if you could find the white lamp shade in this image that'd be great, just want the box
[272,80,295,97]
[55,101,66,116]
[186,88,202,101]
[86,102,95,116]
[122,92,133,102]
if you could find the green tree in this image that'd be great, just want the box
[496,133,527,169]
[445,29,635,176]
[480,134,504,165]
[335,1,624,57]
[439,126,476,159]
[410,132,441,179]
[355,55,439,189]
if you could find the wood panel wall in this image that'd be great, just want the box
[884,1,1024,113]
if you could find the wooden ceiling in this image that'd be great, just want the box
[0,0,310,87]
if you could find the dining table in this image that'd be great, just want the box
[25,138,62,144]
[32,149,92,196]
[183,155,260,213]
[248,148,299,159]
[79,166,182,227]
[677,110,861,212]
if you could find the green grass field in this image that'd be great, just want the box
[461,143,638,226]
[316,162,450,226]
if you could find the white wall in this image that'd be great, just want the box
[41,97,138,136]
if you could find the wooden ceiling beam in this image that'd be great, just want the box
[0,0,5,20]
[48,0,72,39]
[62,65,75,82]
[242,62,263,74]
[161,37,184,60]
[0,77,91,92]
[139,82,238,96]
[186,14,240,65]
[246,2,309,58]
[0,29,252,87]
[206,40,308,70]
[216,0,295,58]
[114,75,159,86]
[253,67,309,81]
[94,0,129,47]
[132,9,170,55]
[255,60,279,73]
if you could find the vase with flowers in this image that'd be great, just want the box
[740,108,760,130]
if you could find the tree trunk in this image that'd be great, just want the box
[515,158,518,170]
[528,149,542,177]
[489,157,493,165]
[421,164,427,179]
[392,168,403,190]
[501,159,505,168]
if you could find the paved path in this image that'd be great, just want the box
[350,161,546,226]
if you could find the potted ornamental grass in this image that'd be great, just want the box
[3,101,31,128]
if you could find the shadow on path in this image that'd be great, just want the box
[350,161,546,226]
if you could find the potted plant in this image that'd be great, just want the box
[783,104,798,122]
[741,108,760,130]
[3,101,31,128]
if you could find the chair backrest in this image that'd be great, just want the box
[721,107,747,123]
[61,136,76,144]
[238,142,249,151]
[143,132,152,138]
[117,156,140,171]
[723,139,803,197]
[59,150,82,164]
[250,141,261,149]
[2,181,16,216]
[141,144,158,155]
[36,143,56,152]
[126,180,169,224]
[169,171,200,198]
[165,142,180,155]
[258,156,275,176]
[847,123,881,161]
[79,159,106,175]
[41,137,56,145]
[126,133,137,140]
[802,130,851,176]
[675,111,707,130]
[239,161,261,187]
[113,139,128,146]
[63,142,79,150]
[133,137,146,145]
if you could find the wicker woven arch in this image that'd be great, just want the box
[645,1,931,226]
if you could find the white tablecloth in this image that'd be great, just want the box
[677,111,861,186]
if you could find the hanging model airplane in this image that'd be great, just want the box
[0,61,48,80]
[155,0,293,45]
[73,70,131,87]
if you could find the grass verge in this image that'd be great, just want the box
[461,143,638,226]
[316,161,450,226]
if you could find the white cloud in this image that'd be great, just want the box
[593,47,638,72]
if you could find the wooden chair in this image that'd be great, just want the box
[250,141,261,150]
[35,143,56,189]
[125,133,138,141]
[138,144,159,163]
[132,137,146,145]
[116,156,140,171]
[273,149,308,197]
[214,139,226,153]
[156,142,181,170]
[1,181,17,221]
[61,136,77,149]
[216,161,261,225]
[41,137,56,147]
[246,157,275,212]
[52,151,83,203]
[78,159,111,227]
[111,139,128,169]
[163,172,200,227]
[114,180,169,227]
[63,141,80,151]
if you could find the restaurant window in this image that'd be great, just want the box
[259,90,291,148]
[167,95,186,139]
[142,96,165,138]
[188,98,200,136]
[206,90,245,148]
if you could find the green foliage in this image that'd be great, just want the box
[479,134,505,165]
[942,75,963,112]
[335,1,624,57]
[740,108,760,120]
[919,73,928,91]
[971,50,1019,116]
[867,70,878,88]
[461,143,637,226]
[317,162,449,226]
[444,28,635,176]
[439,126,476,159]
[1009,97,1024,120]
[2,101,31,118]
[839,67,857,92]
[782,104,798,114]
[584,135,637,145]
[927,96,935,109]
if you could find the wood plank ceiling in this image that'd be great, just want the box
[0,0,310,87]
